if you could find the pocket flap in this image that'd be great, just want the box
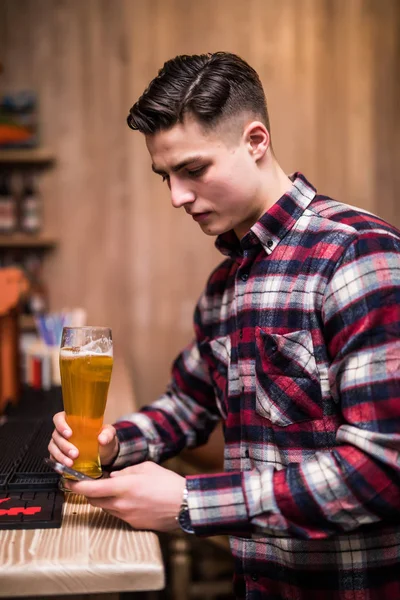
[255,328,322,426]
[256,328,319,381]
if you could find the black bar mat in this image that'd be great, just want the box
[8,420,60,490]
[0,420,42,491]
[0,491,63,530]
[0,419,61,491]
[0,388,65,529]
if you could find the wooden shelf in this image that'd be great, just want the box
[0,234,57,249]
[0,148,55,166]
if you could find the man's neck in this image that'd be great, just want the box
[261,159,293,213]
[233,158,294,241]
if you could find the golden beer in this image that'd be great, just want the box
[60,350,113,478]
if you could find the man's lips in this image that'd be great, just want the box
[191,211,211,222]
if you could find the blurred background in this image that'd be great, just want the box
[0,0,399,411]
[0,1,399,598]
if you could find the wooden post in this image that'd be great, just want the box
[0,267,28,413]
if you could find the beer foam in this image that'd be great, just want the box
[60,347,113,358]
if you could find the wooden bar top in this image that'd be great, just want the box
[0,493,165,597]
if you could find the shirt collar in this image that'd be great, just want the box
[215,172,316,258]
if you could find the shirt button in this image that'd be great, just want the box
[244,449,249,458]
[240,272,249,282]
[267,239,273,248]
[239,330,243,339]
[251,573,258,581]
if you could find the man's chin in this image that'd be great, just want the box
[197,220,233,237]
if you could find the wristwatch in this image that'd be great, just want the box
[177,483,195,534]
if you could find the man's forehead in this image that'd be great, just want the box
[145,111,250,159]
[146,122,223,171]
[146,119,217,150]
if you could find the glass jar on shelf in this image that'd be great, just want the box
[19,171,42,235]
[0,171,18,235]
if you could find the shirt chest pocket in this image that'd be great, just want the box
[201,335,231,419]
[255,328,323,427]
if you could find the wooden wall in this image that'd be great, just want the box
[1,0,399,411]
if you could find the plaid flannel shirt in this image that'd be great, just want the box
[113,173,400,599]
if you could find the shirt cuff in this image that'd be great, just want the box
[108,420,149,469]
[186,471,252,537]
[242,467,289,534]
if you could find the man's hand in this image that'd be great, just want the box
[64,462,186,532]
[48,411,119,467]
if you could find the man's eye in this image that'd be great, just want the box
[187,166,207,178]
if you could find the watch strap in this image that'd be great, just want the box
[177,482,195,534]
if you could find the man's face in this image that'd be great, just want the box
[146,116,267,240]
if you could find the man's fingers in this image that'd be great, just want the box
[53,411,72,437]
[62,486,124,515]
[48,438,74,467]
[109,467,139,477]
[109,463,150,477]
[84,496,117,510]
[49,412,78,466]
[51,429,79,459]
[109,470,123,478]
[65,476,127,498]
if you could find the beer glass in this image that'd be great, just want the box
[59,326,113,485]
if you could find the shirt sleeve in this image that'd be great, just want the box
[111,302,222,469]
[185,232,400,538]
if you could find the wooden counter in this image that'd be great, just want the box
[0,493,165,597]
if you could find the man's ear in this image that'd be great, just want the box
[243,121,270,162]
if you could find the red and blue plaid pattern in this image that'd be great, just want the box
[114,173,400,598]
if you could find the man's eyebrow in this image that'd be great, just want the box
[151,155,205,175]
[151,164,166,175]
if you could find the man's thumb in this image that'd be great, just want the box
[109,465,138,477]
[98,424,116,445]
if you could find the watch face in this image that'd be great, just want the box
[178,508,194,534]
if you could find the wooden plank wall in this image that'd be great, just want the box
[0,0,399,411]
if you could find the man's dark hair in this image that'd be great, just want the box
[127,52,270,136]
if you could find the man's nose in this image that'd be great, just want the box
[170,177,195,208]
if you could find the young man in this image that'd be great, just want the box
[49,52,400,599]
